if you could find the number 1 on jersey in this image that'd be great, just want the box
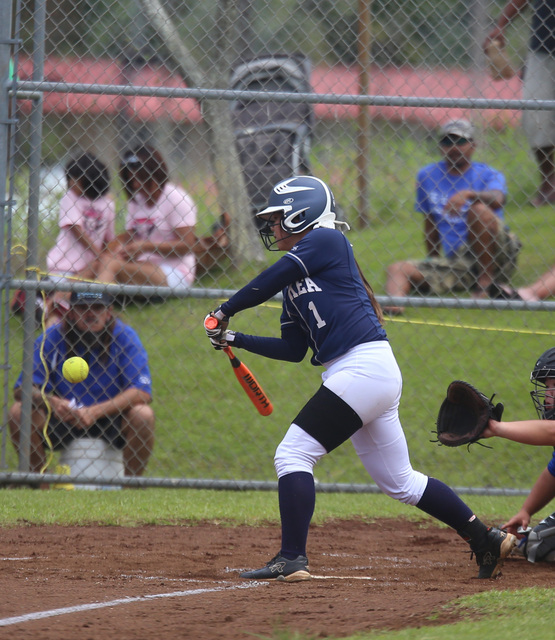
[308,301,326,328]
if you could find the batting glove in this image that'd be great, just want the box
[209,330,236,350]
[204,306,229,339]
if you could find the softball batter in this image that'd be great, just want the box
[205,176,516,581]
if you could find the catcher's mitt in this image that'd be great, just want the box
[434,380,504,447]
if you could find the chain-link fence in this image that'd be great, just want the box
[1,0,554,491]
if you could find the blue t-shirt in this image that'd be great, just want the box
[221,228,387,366]
[415,161,508,258]
[14,319,152,405]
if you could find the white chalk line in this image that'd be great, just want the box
[0,581,263,627]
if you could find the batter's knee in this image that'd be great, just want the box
[273,424,326,478]
[379,470,428,506]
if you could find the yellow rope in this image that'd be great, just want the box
[26,267,56,475]
[253,300,555,336]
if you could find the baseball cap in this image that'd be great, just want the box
[439,119,475,141]
[70,291,114,306]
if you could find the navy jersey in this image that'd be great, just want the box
[221,228,386,365]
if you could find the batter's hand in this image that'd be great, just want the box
[483,26,506,51]
[209,330,236,350]
[204,307,229,339]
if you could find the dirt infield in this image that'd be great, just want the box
[1,518,552,639]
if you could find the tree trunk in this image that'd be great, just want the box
[136,0,263,264]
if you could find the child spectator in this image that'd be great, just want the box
[45,152,116,323]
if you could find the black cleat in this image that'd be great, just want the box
[240,554,311,582]
[472,527,517,578]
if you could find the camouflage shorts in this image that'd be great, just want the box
[408,229,521,296]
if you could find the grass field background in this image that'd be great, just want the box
[4,123,555,489]
[3,123,555,638]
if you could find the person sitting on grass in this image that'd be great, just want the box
[11,152,116,327]
[384,119,520,315]
[96,145,230,291]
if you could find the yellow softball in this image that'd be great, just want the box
[62,357,89,383]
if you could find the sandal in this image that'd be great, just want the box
[487,283,523,301]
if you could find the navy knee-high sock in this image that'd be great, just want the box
[278,471,315,559]
[416,477,488,545]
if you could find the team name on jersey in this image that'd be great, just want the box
[287,277,323,301]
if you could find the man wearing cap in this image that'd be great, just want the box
[384,119,520,315]
[8,291,155,478]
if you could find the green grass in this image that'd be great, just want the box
[365,589,554,640]
[4,488,555,527]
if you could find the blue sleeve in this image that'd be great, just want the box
[547,449,555,478]
[415,169,429,214]
[233,320,308,362]
[13,327,64,394]
[115,323,152,396]
[220,257,304,317]
[482,165,507,195]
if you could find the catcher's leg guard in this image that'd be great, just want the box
[525,513,555,562]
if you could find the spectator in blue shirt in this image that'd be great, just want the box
[8,291,154,477]
[384,119,520,315]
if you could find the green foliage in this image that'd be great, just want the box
[18,1,532,68]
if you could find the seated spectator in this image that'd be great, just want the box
[384,119,520,315]
[488,266,555,302]
[96,145,229,289]
[8,291,154,477]
[11,152,116,326]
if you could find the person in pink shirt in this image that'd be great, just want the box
[47,153,115,277]
[97,146,201,289]
[44,153,116,324]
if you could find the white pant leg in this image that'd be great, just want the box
[274,424,327,478]
[323,342,428,505]
[274,342,428,504]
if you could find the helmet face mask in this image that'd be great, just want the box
[258,209,292,250]
[256,176,349,251]
[530,347,555,420]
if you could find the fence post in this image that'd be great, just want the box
[19,0,47,473]
[0,0,15,470]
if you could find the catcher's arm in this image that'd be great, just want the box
[482,418,555,446]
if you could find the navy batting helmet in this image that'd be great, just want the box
[256,176,349,250]
[530,347,555,420]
